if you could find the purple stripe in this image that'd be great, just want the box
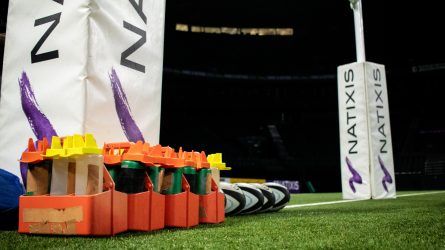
[19,71,57,140]
[346,156,363,193]
[378,155,393,192]
[109,68,145,142]
[19,71,58,185]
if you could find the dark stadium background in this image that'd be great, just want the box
[1,1,444,192]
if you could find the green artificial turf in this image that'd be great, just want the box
[287,190,438,205]
[289,192,342,205]
[1,191,444,249]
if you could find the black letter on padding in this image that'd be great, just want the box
[129,0,147,24]
[31,12,61,64]
[121,21,146,73]
[344,69,354,82]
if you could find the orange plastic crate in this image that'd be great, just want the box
[199,178,225,224]
[127,173,165,231]
[18,167,128,236]
[164,175,199,228]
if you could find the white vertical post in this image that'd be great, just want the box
[351,0,366,62]
[338,63,372,199]
[339,0,397,200]
[365,62,396,199]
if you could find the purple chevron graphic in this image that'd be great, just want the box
[17,69,146,185]
[378,155,393,192]
[109,68,145,142]
[19,71,58,185]
[346,156,363,193]
[19,72,57,140]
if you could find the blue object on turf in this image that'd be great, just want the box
[0,169,25,211]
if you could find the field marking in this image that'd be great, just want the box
[396,190,445,197]
[284,198,366,209]
[284,190,445,209]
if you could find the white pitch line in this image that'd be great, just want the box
[284,198,367,209]
[284,190,445,209]
[396,190,445,197]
